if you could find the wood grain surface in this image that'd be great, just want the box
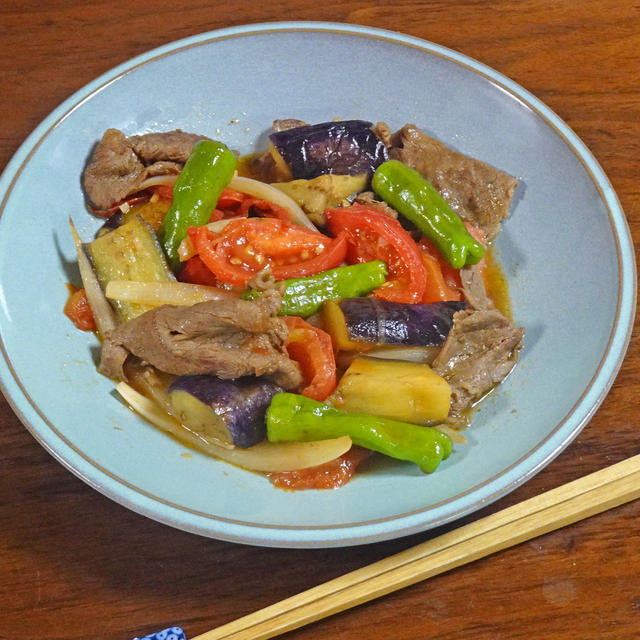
[1,2,639,639]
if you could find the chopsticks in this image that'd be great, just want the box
[193,453,640,640]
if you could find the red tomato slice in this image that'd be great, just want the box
[269,446,372,490]
[237,197,291,221]
[153,184,175,200]
[418,238,463,303]
[209,188,250,222]
[189,218,347,287]
[88,193,150,218]
[178,255,221,287]
[216,188,245,209]
[63,286,96,332]
[418,224,486,302]
[210,188,291,222]
[325,204,426,303]
[284,316,337,401]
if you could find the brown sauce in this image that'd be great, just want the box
[235,152,263,180]
[484,246,513,318]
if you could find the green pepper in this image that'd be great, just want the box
[243,260,388,317]
[160,140,237,271]
[266,392,452,473]
[372,159,484,269]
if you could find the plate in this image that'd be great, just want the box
[0,22,635,548]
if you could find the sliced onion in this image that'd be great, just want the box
[228,175,318,231]
[365,346,441,364]
[69,218,118,337]
[105,280,237,307]
[116,382,352,472]
[177,235,196,262]
[136,174,178,191]
[137,174,318,231]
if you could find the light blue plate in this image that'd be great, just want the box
[0,22,635,548]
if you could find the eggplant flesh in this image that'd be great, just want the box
[168,375,282,448]
[269,120,388,180]
[339,298,467,347]
[87,215,175,323]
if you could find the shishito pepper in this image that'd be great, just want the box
[266,393,452,473]
[372,159,484,269]
[160,140,237,270]
[243,260,388,317]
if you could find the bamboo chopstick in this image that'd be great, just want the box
[193,453,640,640]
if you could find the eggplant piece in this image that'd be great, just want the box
[271,173,368,226]
[330,298,467,347]
[268,120,388,180]
[117,380,353,471]
[97,198,172,237]
[168,375,282,448]
[87,215,175,322]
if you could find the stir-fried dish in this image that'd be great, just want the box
[66,119,524,490]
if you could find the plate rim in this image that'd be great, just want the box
[0,21,636,548]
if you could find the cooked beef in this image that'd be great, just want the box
[432,308,524,427]
[83,129,144,210]
[128,130,208,164]
[384,124,518,239]
[98,289,303,390]
[353,191,398,218]
[373,121,393,147]
[83,128,209,210]
[460,264,494,311]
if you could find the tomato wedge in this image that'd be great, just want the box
[418,239,463,303]
[89,193,150,218]
[189,218,347,287]
[269,446,372,490]
[418,223,486,302]
[216,188,244,209]
[284,316,337,402]
[178,255,221,287]
[325,204,426,303]
[153,183,175,200]
[63,286,96,332]
[237,196,291,221]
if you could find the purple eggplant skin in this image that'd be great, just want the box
[168,375,283,448]
[269,120,388,180]
[339,298,467,347]
[96,209,124,235]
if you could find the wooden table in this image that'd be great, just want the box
[1,2,639,639]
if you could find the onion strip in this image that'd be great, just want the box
[115,382,352,472]
[228,175,318,231]
[138,174,317,231]
[365,346,441,364]
[136,174,178,191]
[105,280,236,307]
[134,165,317,231]
[69,218,118,338]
